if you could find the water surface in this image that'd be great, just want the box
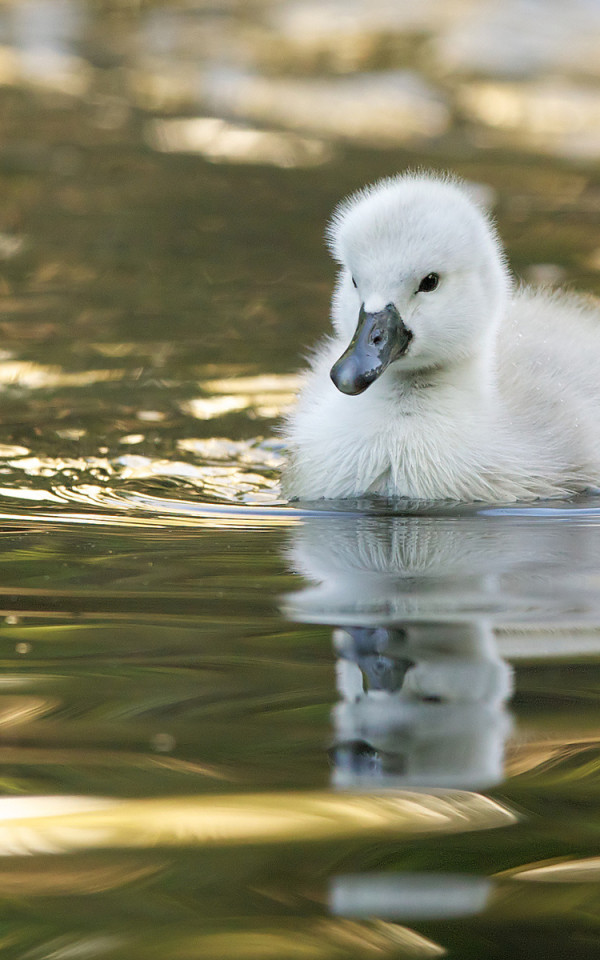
[0,3,600,958]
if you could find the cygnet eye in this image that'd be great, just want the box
[351,276,358,289]
[417,272,440,293]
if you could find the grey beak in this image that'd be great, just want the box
[330,303,412,396]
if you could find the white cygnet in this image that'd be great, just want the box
[284,171,600,501]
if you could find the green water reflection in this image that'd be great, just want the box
[0,515,596,958]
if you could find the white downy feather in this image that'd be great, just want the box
[284,171,600,501]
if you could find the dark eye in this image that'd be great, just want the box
[352,276,357,288]
[418,272,439,293]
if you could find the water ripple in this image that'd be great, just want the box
[1,431,600,529]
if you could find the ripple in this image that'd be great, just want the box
[0,438,291,526]
[182,373,301,421]
[1,434,600,530]
[0,790,515,857]
[504,856,600,883]
[0,360,125,389]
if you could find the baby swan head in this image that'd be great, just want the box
[327,172,510,395]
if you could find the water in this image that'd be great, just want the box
[5,510,600,959]
[1,2,600,957]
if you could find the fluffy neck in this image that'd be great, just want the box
[387,334,500,416]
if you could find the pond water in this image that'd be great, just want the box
[1,2,600,958]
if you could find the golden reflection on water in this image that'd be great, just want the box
[0,745,232,781]
[0,790,515,857]
[505,856,600,882]
[0,0,600,172]
[0,437,287,515]
[31,921,444,960]
[0,856,162,896]
[0,695,56,727]
[190,377,300,418]
[200,374,302,395]
[181,395,257,419]
[146,116,333,168]
[183,374,301,421]
[0,361,124,389]
[203,69,450,146]
[505,734,600,778]
[0,505,298,529]
[173,920,445,959]
[0,364,291,512]
[459,80,600,159]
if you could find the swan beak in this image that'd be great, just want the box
[330,303,412,396]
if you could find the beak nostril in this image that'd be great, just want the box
[330,302,412,395]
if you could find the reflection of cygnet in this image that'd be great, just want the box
[284,512,600,627]
[283,512,600,790]
[333,623,512,791]
[284,172,600,500]
[331,872,492,922]
[334,622,512,704]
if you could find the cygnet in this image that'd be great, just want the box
[284,171,600,501]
